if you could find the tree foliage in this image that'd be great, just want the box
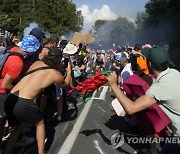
[92,19,107,35]
[135,0,180,45]
[135,0,180,69]
[0,0,83,36]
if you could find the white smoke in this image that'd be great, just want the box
[78,5,118,33]
[23,22,39,36]
[78,5,118,24]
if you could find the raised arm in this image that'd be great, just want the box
[107,72,156,114]
[55,62,72,88]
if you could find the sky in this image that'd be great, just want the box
[72,0,149,32]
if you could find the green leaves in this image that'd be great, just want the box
[0,0,83,36]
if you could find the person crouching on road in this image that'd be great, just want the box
[4,47,72,154]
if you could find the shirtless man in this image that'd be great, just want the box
[38,35,59,60]
[4,47,71,154]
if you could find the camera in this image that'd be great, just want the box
[63,57,69,68]
[61,56,69,69]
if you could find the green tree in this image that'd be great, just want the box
[0,14,12,30]
[92,19,107,36]
[135,0,180,69]
[0,0,83,37]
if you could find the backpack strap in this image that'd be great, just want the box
[8,52,24,61]
[24,66,53,77]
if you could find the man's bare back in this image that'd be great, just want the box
[11,60,71,99]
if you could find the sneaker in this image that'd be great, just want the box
[2,127,14,142]
[14,136,35,147]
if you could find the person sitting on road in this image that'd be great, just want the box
[4,47,72,154]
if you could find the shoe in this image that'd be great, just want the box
[2,127,14,142]
[14,136,35,147]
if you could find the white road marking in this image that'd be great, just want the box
[58,90,97,154]
[93,86,108,100]
[94,140,106,154]
[97,104,106,113]
[62,122,69,133]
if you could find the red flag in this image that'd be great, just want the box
[69,72,108,95]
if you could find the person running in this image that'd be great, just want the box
[4,47,71,154]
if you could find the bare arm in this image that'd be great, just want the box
[1,74,15,91]
[107,72,156,115]
[38,48,49,60]
[56,62,72,88]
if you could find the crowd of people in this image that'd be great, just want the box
[0,27,90,154]
[90,43,180,153]
[0,26,180,154]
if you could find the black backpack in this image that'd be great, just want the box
[0,47,24,72]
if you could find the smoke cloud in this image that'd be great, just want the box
[78,5,118,33]
[23,22,39,36]
[78,5,118,24]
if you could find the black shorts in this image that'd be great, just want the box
[4,92,43,127]
[0,93,6,116]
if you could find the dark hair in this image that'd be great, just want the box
[49,35,59,44]
[59,40,68,49]
[127,48,132,53]
[134,44,142,51]
[79,43,83,49]
[42,47,62,69]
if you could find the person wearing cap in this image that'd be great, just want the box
[107,46,180,153]
[0,34,40,152]
[112,53,122,85]
[63,43,85,87]
[28,28,46,63]
[3,47,71,154]
[30,28,45,42]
